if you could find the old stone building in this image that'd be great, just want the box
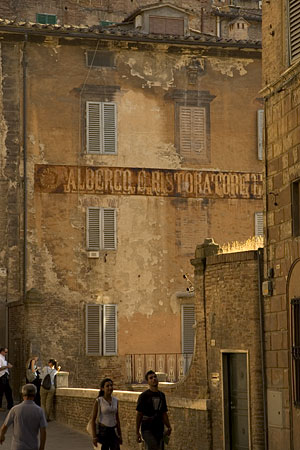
[262,1,300,449]
[0,0,263,396]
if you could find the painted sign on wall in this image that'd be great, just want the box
[35,165,263,199]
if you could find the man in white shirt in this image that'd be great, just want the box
[0,383,47,450]
[0,347,13,410]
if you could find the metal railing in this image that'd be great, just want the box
[126,353,193,384]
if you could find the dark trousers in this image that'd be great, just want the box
[26,376,41,406]
[0,374,13,409]
[98,426,120,450]
[142,430,164,450]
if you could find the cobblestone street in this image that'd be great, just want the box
[0,410,92,450]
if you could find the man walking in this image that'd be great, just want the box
[136,370,172,450]
[0,347,13,410]
[0,384,47,450]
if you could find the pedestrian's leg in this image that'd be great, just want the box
[4,381,13,409]
[40,387,48,418]
[46,388,55,420]
[142,431,161,450]
[0,377,4,408]
[109,428,120,450]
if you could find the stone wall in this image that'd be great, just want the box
[54,388,211,450]
[171,244,265,450]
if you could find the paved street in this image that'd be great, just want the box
[0,410,92,450]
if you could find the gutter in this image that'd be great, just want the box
[0,25,262,50]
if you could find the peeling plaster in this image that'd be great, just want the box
[209,57,253,77]
[126,57,175,90]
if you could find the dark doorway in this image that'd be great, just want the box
[223,352,249,450]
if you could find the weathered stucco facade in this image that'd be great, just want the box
[0,1,263,397]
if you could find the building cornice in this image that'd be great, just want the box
[260,58,300,99]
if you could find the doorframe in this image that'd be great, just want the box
[221,349,251,450]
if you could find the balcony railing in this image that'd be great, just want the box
[126,353,193,384]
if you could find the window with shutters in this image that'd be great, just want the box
[255,212,263,237]
[36,13,57,24]
[292,179,300,237]
[180,106,206,157]
[86,304,117,355]
[87,207,117,250]
[149,16,184,35]
[289,0,300,63]
[291,297,300,406]
[181,304,195,354]
[171,89,215,163]
[181,304,195,374]
[257,109,264,161]
[86,101,117,154]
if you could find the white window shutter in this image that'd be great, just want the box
[87,207,100,250]
[182,304,195,354]
[86,305,102,354]
[289,0,300,62]
[180,106,206,156]
[255,211,264,237]
[103,304,117,355]
[87,102,102,154]
[102,208,116,250]
[102,103,117,154]
[257,109,264,161]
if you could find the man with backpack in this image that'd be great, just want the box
[136,370,172,450]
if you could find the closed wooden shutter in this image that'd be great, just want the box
[36,13,57,24]
[180,106,206,156]
[102,208,116,250]
[289,0,300,62]
[87,102,101,154]
[255,212,264,237]
[86,305,102,354]
[87,207,100,250]
[149,16,184,35]
[103,103,117,154]
[165,17,184,35]
[103,305,117,355]
[86,102,117,154]
[182,305,195,354]
[257,109,264,161]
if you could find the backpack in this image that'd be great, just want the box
[42,373,51,390]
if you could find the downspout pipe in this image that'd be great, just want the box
[22,34,28,302]
[258,247,268,449]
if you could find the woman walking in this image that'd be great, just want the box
[40,358,60,421]
[91,378,122,449]
[25,355,41,405]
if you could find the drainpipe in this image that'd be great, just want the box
[22,34,28,302]
[258,247,268,449]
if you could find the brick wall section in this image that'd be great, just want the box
[171,249,265,450]
[54,388,211,450]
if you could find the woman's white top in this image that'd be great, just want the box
[98,396,118,427]
[41,366,58,386]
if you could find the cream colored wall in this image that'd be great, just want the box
[25,38,262,360]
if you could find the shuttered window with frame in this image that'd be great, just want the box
[86,101,117,154]
[179,106,206,157]
[255,211,264,237]
[87,207,117,250]
[257,109,264,161]
[181,304,195,354]
[292,179,300,237]
[289,0,300,63]
[36,13,57,24]
[86,304,117,355]
[149,16,184,35]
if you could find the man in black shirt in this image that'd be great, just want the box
[136,370,172,450]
